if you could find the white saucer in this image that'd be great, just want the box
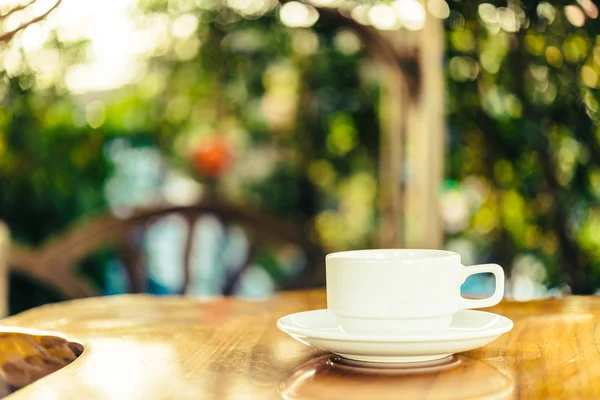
[277,309,513,363]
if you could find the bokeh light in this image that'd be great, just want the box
[427,0,449,20]
[279,1,319,28]
[564,5,586,27]
[393,0,426,31]
[368,4,400,31]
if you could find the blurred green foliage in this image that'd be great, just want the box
[0,0,381,303]
[445,0,600,293]
[1,0,600,298]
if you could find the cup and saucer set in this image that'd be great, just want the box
[278,249,513,363]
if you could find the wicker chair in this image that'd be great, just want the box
[7,201,325,300]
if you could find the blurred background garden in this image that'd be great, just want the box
[0,0,599,314]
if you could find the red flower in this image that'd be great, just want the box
[190,137,232,178]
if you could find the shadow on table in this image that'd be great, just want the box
[279,354,514,400]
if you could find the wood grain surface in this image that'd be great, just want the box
[0,290,598,399]
[0,330,82,397]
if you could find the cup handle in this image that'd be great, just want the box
[458,263,505,309]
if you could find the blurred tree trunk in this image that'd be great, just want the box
[378,16,446,249]
[316,9,445,249]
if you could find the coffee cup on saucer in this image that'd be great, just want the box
[326,249,505,335]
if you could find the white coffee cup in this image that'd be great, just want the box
[326,249,505,335]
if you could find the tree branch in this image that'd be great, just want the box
[0,0,62,44]
[0,0,37,20]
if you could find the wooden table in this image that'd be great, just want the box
[0,290,599,399]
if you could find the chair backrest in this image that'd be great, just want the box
[8,201,325,300]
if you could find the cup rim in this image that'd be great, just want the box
[326,249,459,262]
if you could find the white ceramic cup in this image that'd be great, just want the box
[326,249,505,335]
